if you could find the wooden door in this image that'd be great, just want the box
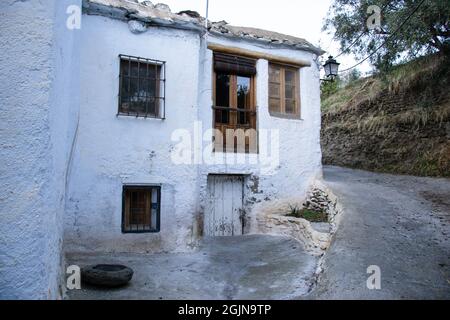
[205,175,244,236]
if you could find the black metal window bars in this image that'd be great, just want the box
[118,54,166,119]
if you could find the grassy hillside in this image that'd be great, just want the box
[321,54,450,177]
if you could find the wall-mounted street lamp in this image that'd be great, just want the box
[321,56,340,82]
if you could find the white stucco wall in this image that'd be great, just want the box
[198,37,323,233]
[0,0,322,299]
[64,14,322,254]
[64,15,202,253]
[0,0,81,299]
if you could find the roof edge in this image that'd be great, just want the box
[82,0,325,56]
[208,29,325,56]
[82,0,205,33]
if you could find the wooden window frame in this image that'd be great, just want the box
[122,185,161,234]
[212,71,258,154]
[268,63,301,119]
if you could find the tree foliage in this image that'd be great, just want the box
[324,0,450,71]
[321,77,342,100]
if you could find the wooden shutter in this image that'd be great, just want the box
[268,63,300,117]
[214,53,257,76]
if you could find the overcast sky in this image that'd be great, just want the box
[159,0,372,74]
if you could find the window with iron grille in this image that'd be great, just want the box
[118,55,166,119]
[122,185,161,233]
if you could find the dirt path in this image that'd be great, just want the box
[309,166,450,299]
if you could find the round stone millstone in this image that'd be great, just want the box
[81,264,134,288]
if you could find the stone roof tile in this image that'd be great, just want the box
[83,0,325,55]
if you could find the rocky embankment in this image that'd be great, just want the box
[321,54,450,177]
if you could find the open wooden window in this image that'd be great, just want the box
[213,53,257,153]
[269,63,300,118]
[122,186,161,233]
[118,55,166,119]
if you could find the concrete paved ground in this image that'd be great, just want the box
[66,235,318,300]
[66,166,450,300]
[309,166,450,299]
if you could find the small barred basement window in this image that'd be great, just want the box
[122,185,161,233]
[118,55,166,119]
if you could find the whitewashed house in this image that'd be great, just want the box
[0,0,323,298]
[64,0,325,254]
